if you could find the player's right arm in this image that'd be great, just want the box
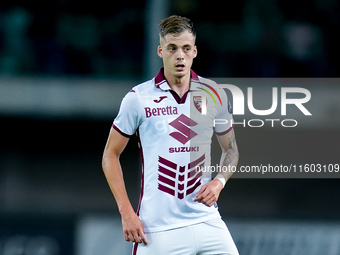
[102,127,148,245]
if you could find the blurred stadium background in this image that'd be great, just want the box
[0,0,340,254]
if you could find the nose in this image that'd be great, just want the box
[176,49,184,60]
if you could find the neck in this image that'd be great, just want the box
[163,69,191,98]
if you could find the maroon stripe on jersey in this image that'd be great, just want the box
[179,166,185,173]
[187,172,203,187]
[215,124,234,136]
[186,180,201,195]
[112,124,132,138]
[178,173,185,182]
[158,174,175,187]
[188,169,203,179]
[188,153,205,170]
[158,183,175,196]
[158,156,177,170]
[188,162,204,178]
[133,242,138,255]
[178,183,184,191]
[136,129,144,216]
[158,165,176,179]
[178,192,184,199]
[188,168,196,178]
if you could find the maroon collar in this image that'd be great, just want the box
[154,68,198,104]
[169,90,189,104]
[154,67,199,89]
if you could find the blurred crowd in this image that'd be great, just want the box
[0,0,339,78]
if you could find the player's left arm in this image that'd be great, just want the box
[194,129,239,207]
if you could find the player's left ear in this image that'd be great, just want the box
[157,45,163,58]
[193,46,197,58]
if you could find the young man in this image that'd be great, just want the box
[102,15,239,255]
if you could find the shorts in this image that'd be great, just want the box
[132,218,239,255]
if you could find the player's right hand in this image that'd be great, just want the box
[121,210,148,245]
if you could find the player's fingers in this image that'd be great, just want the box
[201,192,213,203]
[194,185,208,202]
[127,230,140,243]
[199,186,215,201]
[196,194,209,203]
[195,185,206,197]
[196,190,211,202]
[138,230,148,245]
[133,233,142,243]
[124,232,129,242]
[125,233,134,242]
[203,188,219,205]
[205,196,216,207]
[194,194,204,202]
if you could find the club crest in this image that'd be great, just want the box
[193,96,203,113]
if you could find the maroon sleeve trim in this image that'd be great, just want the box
[215,124,234,136]
[112,124,132,138]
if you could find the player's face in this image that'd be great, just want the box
[158,30,197,80]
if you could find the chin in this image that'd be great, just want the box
[174,71,188,79]
[174,73,185,79]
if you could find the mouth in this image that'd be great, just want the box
[175,64,185,71]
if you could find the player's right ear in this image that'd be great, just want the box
[157,45,163,58]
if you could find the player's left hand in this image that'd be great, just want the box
[194,179,224,207]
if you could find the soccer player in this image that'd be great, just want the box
[102,15,239,255]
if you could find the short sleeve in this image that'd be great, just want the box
[214,88,234,135]
[113,89,141,137]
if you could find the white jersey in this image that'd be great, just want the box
[113,68,233,233]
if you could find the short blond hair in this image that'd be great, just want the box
[158,15,196,40]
